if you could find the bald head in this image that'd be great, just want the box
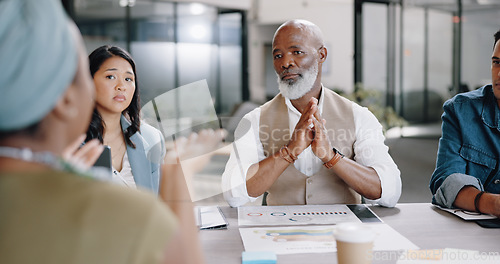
[273,19,325,48]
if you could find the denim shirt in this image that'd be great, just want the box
[430,85,500,208]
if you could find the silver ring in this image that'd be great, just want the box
[308,123,314,129]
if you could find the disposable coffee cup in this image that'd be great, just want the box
[334,222,376,264]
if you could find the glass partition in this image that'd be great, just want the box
[401,6,452,123]
[74,0,246,116]
[362,3,388,105]
[356,0,500,124]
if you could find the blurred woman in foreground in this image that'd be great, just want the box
[0,0,203,263]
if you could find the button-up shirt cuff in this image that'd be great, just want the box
[363,164,401,208]
[432,173,483,208]
[222,162,258,207]
[223,184,258,207]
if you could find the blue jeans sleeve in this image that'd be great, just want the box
[432,173,483,208]
[430,99,465,195]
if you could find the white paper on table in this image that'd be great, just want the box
[195,206,228,230]
[239,223,419,255]
[238,205,361,227]
[434,205,497,220]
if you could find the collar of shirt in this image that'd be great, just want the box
[284,85,325,117]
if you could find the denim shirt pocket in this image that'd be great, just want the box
[459,144,497,183]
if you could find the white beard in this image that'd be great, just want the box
[277,64,319,100]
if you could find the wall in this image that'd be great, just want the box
[462,9,500,90]
[248,0,498,114]
[249,0,354,103]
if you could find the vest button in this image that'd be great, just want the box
[307,179,313,184]
[307,194,313,199]
[494,179,500,184]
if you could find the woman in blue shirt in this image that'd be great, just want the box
[86,45,165,194]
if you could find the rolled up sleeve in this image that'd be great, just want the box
[430,99,479,208]
[221,109,263,207]
[352,103,402,208]
[432,173,483,208]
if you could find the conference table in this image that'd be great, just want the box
[199,203,500,264]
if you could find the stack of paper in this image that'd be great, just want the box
[195,206,228,230]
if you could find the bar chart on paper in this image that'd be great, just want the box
[238,205,361,226]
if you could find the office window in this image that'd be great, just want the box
[74,0,245,116]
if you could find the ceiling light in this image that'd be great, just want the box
[119,0,135,7]
[190,3,206,15]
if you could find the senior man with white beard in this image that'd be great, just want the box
[222,19,401,207]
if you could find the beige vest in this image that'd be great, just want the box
[259,88,361,205]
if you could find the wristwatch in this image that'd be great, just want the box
[323,147,344,169]
[332,147,345,158]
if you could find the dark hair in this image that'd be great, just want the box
[86,45,140,148]
[495,29,500,48]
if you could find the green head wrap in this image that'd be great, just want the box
[0,0,78,131]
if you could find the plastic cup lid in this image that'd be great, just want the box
[334,222,376,243]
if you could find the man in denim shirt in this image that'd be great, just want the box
[430,29,500,217]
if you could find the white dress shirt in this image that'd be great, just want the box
[112,152,137,188]
[221,87,401,207]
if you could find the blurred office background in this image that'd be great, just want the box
[63,0,500,204]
